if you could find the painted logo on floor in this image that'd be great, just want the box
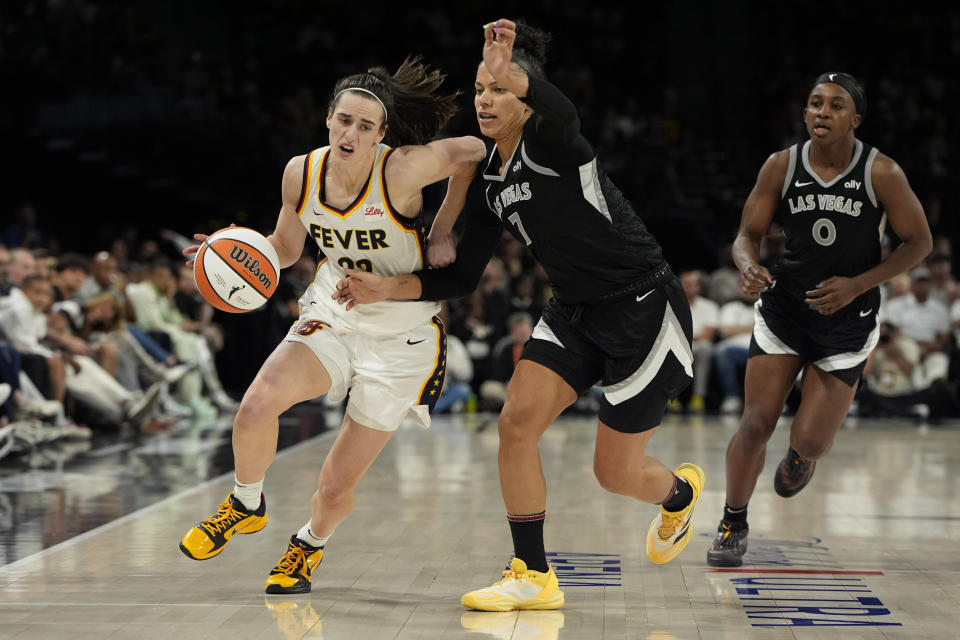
[705,536,900,627]
[547,552,621,587]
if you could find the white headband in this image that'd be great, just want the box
[334,87,388,122]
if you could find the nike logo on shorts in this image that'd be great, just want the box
[636,290,654,303]
[794,180,814,187]
[406,338,426,345]
[859,308,873,317]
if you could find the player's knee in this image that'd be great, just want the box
[497,405,540,448]
[234,386,279,431]
[593,459,629,495]
[317,475,352,506]
[739,408,778,445]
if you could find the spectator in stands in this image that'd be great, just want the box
[884,266,951,388]
[174,263,224,352]
[50,253,90,302]
[0,244,11,296]
[715,288,758,414]
[679,270,718,413]
[2,274,161,430]
[927,253,957,305]
[860,322,929,420]
[126,259,236,415]
[479,312,534,412]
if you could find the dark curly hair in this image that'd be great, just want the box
[510,19,551,81]
[329,56,459,147]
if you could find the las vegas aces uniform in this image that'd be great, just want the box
[749,139,885,385]
[417,76,693,432]
[286,143,446,431]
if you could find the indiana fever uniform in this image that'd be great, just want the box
[750,139,884,384]
[286,143,446,430]
[418,76,693,431]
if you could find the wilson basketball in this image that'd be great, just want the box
[194,226,280,313]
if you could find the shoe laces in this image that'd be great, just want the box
[275,544,306,576]
[658,511,685,541]
[202,499,247,535]
[494,566,526,586]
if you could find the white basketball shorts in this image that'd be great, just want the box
[283,303,446,431]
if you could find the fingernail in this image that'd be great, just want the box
[483,23,490,29]
[495,20,501,25]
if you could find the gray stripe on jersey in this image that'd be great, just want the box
[597,301,693,406]
[520,142,560,177]
[578,158,612,223]
[864,146,880,208]
[781,145,798,199]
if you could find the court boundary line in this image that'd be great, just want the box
[0,428,338,575]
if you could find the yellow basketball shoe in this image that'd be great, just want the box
[179,492,268,560]
[265,535,324,594]
[461,558,564,611]
[646,463,705,564]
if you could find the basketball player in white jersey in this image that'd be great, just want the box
[178,57,486,594]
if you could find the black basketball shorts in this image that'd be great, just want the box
[521,275,694,433]
[748,285,880,386]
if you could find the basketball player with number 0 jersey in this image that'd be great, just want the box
[707,72,932,566]
[178,58,486,594]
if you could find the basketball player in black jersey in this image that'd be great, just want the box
[334,19,705,611]
[706,73,932,566]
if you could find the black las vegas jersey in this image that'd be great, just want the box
[773,139,886,304]
[418,76,667,305]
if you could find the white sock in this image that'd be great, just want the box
[233,476,263,511]
[297,522,330,548]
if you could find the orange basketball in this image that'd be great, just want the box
[194,226,280,313]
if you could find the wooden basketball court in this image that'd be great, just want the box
[1,408,958,639]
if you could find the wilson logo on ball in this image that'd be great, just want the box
[229,245,274,291]
[194,226,280,313]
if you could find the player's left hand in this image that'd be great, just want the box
[332,268,388,311]
[482,19,517,79]
[427,231,457,267]
[804,276,862,315]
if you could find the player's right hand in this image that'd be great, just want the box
[740,263,773,296]
[182,224,236,267]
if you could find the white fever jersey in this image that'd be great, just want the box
[773,139,886,304]
[295,143,439,334]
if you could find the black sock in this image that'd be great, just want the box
[507,512,548,573]
[723,503,748,528]
[660,475,693,512]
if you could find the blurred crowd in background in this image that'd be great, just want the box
[1,2,958,458]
